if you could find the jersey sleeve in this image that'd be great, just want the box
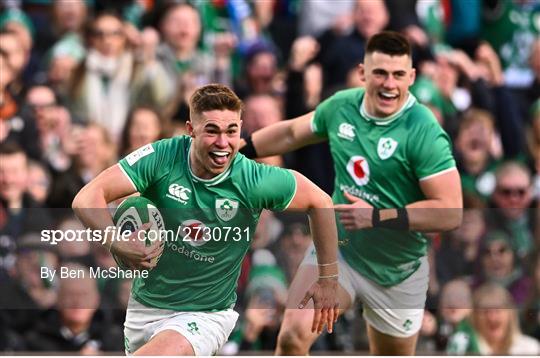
[118,139,170,192]
[311,95,335,138]
[408,108,456,180]
[247,163,297,211]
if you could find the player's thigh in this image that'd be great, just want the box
[148,310,238,356]
[366,323,419,356]
[124,296,238,356]
[354,256,428,350]
[134,329,194,356]
[280,264,319,344]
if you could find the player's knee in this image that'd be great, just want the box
[276,325,311,355]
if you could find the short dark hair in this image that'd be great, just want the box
[366,31,411,57]
[189,84,243,120]
[0,141,26,157]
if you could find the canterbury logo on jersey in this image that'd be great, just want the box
[337,123,355,141]
[347,156,370,186]
[166,184,191,204]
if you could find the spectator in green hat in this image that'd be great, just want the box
[0,8,34,52]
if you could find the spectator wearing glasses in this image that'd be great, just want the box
[488,161,536,259]
[474,231,531,306]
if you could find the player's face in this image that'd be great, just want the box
[360,51,415,117]
[187,110,242,179]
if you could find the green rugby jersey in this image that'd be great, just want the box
[118,136,296,311]
[312,88,456,286]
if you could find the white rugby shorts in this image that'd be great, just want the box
[301,243,428,337]
[124,295,239,355]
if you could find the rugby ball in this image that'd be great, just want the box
[111,196,165,269]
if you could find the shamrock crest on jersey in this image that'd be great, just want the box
[377,137,398,160]
[215,198,239,221]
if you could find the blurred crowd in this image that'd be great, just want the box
[0,0,539,354]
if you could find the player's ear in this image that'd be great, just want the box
[358,63,366,82]
[409,68,416,86]
[186,121,194,137]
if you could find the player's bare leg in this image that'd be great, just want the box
[275,264,352,355]
[134,330,195,356]
[366,323,419,355]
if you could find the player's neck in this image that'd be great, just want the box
[188,149,213,179]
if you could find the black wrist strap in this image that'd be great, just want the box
[240,135,258,159]
[372,208,409,230]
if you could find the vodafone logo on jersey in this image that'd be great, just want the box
[181,219,208,247]
[347,156,370,186]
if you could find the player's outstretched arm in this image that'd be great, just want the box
[286,171,339,334]
[336,169,463,232]
[242,111,324,158]
[72,164,162,269]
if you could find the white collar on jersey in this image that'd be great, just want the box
[359,92,417,126]
[187,145,232,186]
